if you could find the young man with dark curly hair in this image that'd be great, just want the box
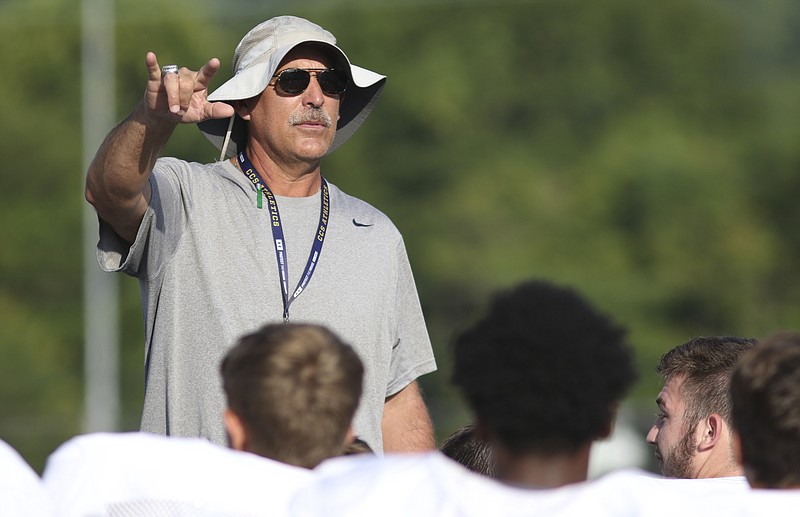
[450,279,638,488]
[291,280,651,517]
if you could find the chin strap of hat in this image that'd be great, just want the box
[219,115,236,161]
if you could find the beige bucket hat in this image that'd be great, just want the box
[198,15,386,159]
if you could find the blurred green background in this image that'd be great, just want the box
[2,0,800,473]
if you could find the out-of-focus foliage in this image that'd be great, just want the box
[1,0,800,471]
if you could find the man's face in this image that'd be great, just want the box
[645,375,698,478]
[240,45,342,166]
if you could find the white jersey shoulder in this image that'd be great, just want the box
[43,432,313,517]
[0,439,54,516]
[294,453,648,517]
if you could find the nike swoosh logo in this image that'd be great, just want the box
[352,218,373,227]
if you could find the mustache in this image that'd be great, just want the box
[289,108,332,127]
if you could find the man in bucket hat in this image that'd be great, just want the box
[85,15,437,453]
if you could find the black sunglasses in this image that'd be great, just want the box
[270,68,349,95]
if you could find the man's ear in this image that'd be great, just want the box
[233,99,254,121]
[698,413,725,450]
[342,424,355,447]
[224,408,248,452]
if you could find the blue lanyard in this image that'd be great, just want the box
[238,151,330,322]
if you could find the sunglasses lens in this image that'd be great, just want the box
[317,70,348,95]
[276,70,311,94]
[275,69,348,95]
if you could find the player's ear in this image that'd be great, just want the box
[698,413,725,450]
[224,408,248,452]
[342,425,355,447]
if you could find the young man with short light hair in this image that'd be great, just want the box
[646,336,756,479]
[43,323,364,515]
[221,323,364,468]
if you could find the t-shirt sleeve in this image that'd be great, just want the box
[95,158,189,280]
[385,238,437,397]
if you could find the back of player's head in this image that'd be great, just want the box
[221,323,364,468]
[657,336,756,429]
[731,331,800,488]
[440,424,496,478]
[451,279,637,455]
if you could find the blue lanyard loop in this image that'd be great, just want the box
[238,151,330,322]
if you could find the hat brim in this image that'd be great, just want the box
[198,41,386,160]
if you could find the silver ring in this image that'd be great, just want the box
[161,64,179,75]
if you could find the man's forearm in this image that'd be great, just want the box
[382,381,436,453]
[85,102,176,242]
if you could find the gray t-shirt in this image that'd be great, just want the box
[96,158,437,452]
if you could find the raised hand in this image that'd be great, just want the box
[144,51,235,124]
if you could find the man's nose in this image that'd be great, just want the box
[301,76,325,108]
[645,425,658,444]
